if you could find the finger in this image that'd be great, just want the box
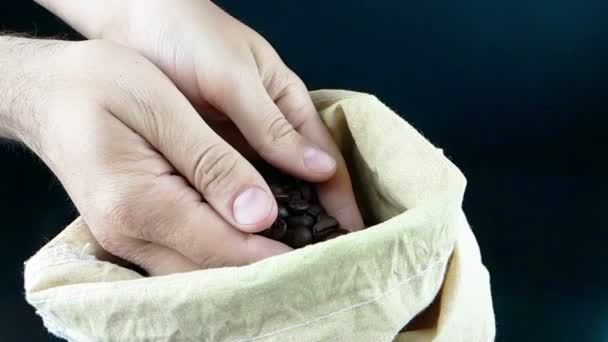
[210,76,338,182]
[115,237,200,276]
[157,202,293,267]
[106,53,277,232]
[273,71,365,231]
[121,174,292,266]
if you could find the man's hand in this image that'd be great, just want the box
[0,37,293,275]
[37,0,365,230]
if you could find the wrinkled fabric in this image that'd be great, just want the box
[24,90,495,341]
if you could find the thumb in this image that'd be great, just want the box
[210,77,338,182]
[107,56,278,233]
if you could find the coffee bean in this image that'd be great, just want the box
[300,184,313,201]
[312,214,339,240]
[283,225,313,248]
[307,204,323,217]
[271,219,287,240]
[307,204,324,217]
[275,193,290,202]
[288,198,309,213]
[288,189,301,200]
[254,162,350,248]
[278,205,289,219]
[287,214,314,228]
[270,184,284,196]
[271,184,290,202]
[323,228,350,241]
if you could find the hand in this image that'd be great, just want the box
[37,0,365,230]
[0,37,293,275]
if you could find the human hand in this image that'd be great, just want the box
[0,37,295,275]
[37,0,365,230]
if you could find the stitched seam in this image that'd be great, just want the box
[237,255,449,341]
[28,251,450,341]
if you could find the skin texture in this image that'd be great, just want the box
[1,37,294,274]
[1,0,364,275]
[36,0,365,231]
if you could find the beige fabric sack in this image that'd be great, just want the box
[24,90,495,341]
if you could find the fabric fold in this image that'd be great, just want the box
[24,90,494,341]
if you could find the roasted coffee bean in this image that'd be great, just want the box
[278,205,290,219]
[273,186,291,203]
[287,214,315,228]
[288,189,301,200]
[271,219,287,240]
[323,228,350,241]
[283,225,314,248]
[288,198,309,213]
[270,184,284,196]
[275,193,290,202]
[307,204,323,217]
[255,162,349,248]
[312,214,339,240]
[300,184,313,201]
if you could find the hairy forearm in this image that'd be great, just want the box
[0,35,60,147]
[0,35,34,140]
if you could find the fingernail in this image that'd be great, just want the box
[233,187,273,225]
[303,147,336,173]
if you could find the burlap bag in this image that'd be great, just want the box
[24,90,495,341]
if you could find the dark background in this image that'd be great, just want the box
[1,1,607,341]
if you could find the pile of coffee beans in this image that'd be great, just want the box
[257,170,349,248]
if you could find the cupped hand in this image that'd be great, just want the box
[38,0,365,231]
[9,38,297,275]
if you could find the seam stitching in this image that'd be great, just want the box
[238,255,449,341]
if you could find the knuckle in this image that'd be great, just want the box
[119,84,161,140]
[101,200,141,235]
[284,98,312,130]
[193,144,240,194]
[100,196,155,241]
[264,115,296,147]
[265,70,291,97]
[278,74,314,128]
[95,232,151,271]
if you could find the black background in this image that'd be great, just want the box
[1,1,607,341]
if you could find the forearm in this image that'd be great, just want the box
[0,35,59,146]
[0,36,34,141]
